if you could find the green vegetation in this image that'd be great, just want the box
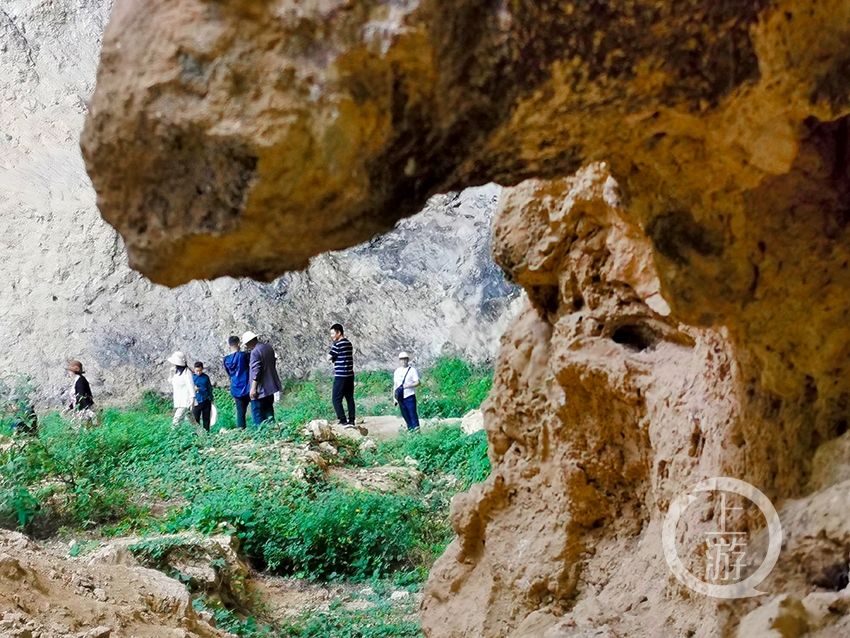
[367,428,490,490]
[196,597,422,638]
[0,357,493,637]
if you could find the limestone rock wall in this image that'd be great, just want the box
[0,0,518,404]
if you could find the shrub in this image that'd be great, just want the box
[416,357,492,418]
[194,597,422,638]
[282,599,421,638]
[276,380,335,431]
[262,488,426,580]
[0,375,38,434]
[371,424,490,489]
[139,389,171,415]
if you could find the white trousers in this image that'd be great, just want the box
[172,407,196,427]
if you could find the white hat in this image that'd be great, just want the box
[398,351,410,360]
[168,351,187,366]
[241,331,258,344]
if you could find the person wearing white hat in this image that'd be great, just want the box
[168,351,197,428]
[243,331,281,426]
[393,351,420,431]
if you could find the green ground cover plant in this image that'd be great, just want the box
[0,357,493,637]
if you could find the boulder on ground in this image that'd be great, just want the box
[85,533,250,609]
[318,441,339,457]
[304,419,335,443]
[0,531,228,637]
[460,410,484,435]
[330,466,424,494]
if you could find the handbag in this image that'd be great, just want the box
[394,366,411,403]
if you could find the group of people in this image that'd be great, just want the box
[169,329,281,431]
[9,324,422,435]
[166,323,423,433]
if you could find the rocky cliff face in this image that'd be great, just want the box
[80,0,850,636]
[0,0,518,404]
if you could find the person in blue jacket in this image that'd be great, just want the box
[223,335,251,429]
[192,361,214,432]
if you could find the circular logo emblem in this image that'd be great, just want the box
[661,476,782,599]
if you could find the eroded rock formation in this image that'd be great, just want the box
[0,530,228,637]
[424,165,850,636]
[81,1,850,636]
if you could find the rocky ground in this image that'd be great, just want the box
[0,412,482,638]
[0,528,425,638]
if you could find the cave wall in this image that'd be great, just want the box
[79,0,850,635]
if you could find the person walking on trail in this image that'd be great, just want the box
[223,335,251,430]
[192,361,214,432]
[328,323,356,427]
[393,352,421,431]
[168,351,196,427]
[243,331,281,426]
[66,360,96,427]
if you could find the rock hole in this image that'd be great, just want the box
[812,562,850,591]
[689,428,704,458]
[611,324,658,352]
[528,285,559,315]
[834,418,848,437]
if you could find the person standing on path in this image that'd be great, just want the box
[223,335,251,430]
[168,351,196,427]
[393,352,421,431]
[66,360,96,427]
[244,331,281,426]
[328,323,355,426]
[192,361,214,432]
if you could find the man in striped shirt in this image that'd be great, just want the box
[328,323,356,426]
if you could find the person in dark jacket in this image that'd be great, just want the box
[66,360,95,427]
[223,335,251,430]
[243,331,281,426]
[192,361,214,432]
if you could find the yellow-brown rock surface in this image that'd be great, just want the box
[82,1,850,636]
[83,0,848,286]
[423,164,850,636]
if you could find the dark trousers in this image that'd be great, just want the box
[233,395,250,429]
[399,395,420,431]
[332,376,355,424]
[251,395,275,427]
[192,400,212,432]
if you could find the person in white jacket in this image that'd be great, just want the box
[168,351,196,427]
[393,352,421,431]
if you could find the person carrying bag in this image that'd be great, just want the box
[393,352,420,431]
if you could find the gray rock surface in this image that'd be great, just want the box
[0,0,519,404]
